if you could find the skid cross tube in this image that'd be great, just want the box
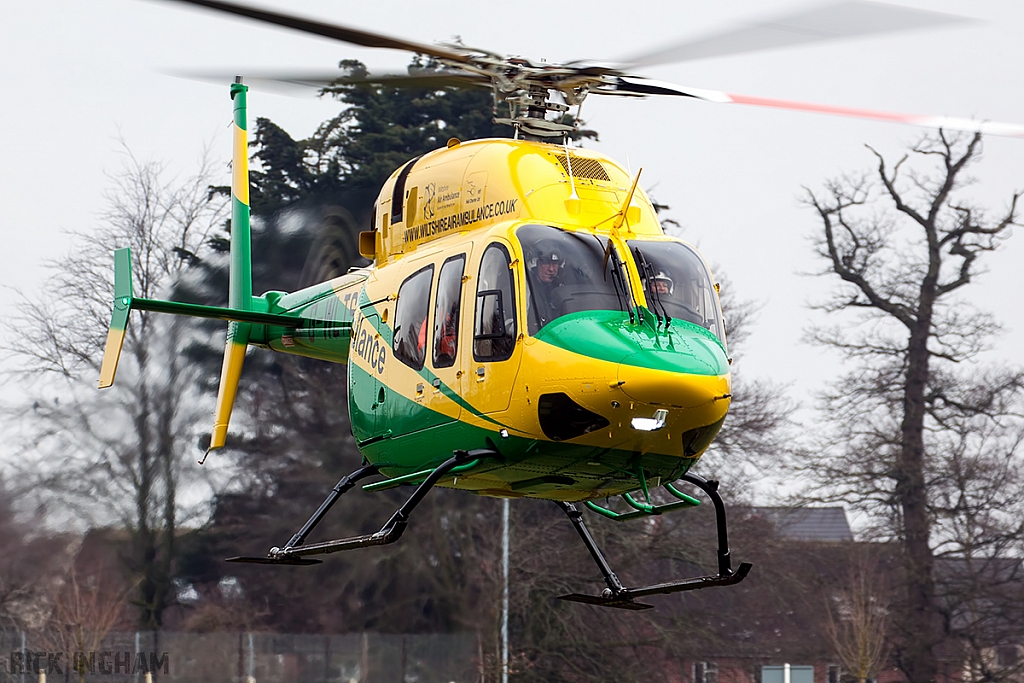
[557,473,753,610]
[227,449,495,565]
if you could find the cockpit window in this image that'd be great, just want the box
[628,240,725,341]
[518,224,631,335]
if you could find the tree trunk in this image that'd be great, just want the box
[899,322,938,683]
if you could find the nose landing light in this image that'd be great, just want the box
[631,409,668,432]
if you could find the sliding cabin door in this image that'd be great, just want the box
[420,252,468,427]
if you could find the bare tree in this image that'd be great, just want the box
[701,277,794,488]
[33,563,134,683]
[798,132,1024,683]
[0,480,70,630]
[3,145,228,631]
[825,549,893,683]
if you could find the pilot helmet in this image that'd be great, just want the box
[651,270,674,294]
[532,240,564,267]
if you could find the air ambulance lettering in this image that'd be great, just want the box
[437,184,460,212]
[403,198,519,244]
[351,316,386,374]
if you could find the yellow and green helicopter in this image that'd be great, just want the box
[98,0,1024,610]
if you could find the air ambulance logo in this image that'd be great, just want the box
[422,182,436,220]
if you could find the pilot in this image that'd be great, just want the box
[529,240,567,329]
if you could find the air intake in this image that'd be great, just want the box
[537,393,609,441]
[553,154,611,181]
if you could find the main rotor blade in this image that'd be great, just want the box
[172,68,490,91]
[162,0,476,64]
[610,77,1024,139]
[616,1,969,68]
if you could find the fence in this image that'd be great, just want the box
[0,630,481,683]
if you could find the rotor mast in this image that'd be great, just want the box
[496,83,575,140]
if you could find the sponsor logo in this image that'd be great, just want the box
[464,178,483,206]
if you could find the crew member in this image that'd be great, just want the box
[528,240,567,331]
[651,270,673,296]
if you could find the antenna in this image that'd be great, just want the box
[563,134,578,201]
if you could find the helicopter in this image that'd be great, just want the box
[97,0,1024,611]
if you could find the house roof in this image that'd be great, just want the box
[750,506,853,542]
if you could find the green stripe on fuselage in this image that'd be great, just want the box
[356,296,503,428]
[533,309,729,376]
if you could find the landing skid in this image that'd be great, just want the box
[557,473,752,610]
[226,448,497,565]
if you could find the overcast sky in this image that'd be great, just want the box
[3,0,1022,452]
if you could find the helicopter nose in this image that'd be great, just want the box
[615,330,730,408]
[617,358,730,408]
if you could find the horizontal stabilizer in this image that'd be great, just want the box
[98,248,315,389]
[131,297,307,328]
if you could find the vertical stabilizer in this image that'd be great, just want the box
[98,248,135,388]
[210,78,254,453]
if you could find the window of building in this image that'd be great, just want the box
[694,661,718,683]
[432,255,465,369]
[473,243,516,362]
[393,265,434,370]
[762,665,814,683]
[827,664,842,683]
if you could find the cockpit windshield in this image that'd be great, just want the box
[518,225,631,335]
[628,240,725,341]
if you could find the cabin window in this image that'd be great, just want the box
[473,244,516,362]
[433,254,466,369]
[393,265,434,370]
[517,224,631,335]
[628,239,725,341]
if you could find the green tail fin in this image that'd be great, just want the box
[98,248,134,388]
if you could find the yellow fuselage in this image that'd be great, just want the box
[264,138,731,501]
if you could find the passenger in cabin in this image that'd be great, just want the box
[417,317,427,356]
[435,302,458,365]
